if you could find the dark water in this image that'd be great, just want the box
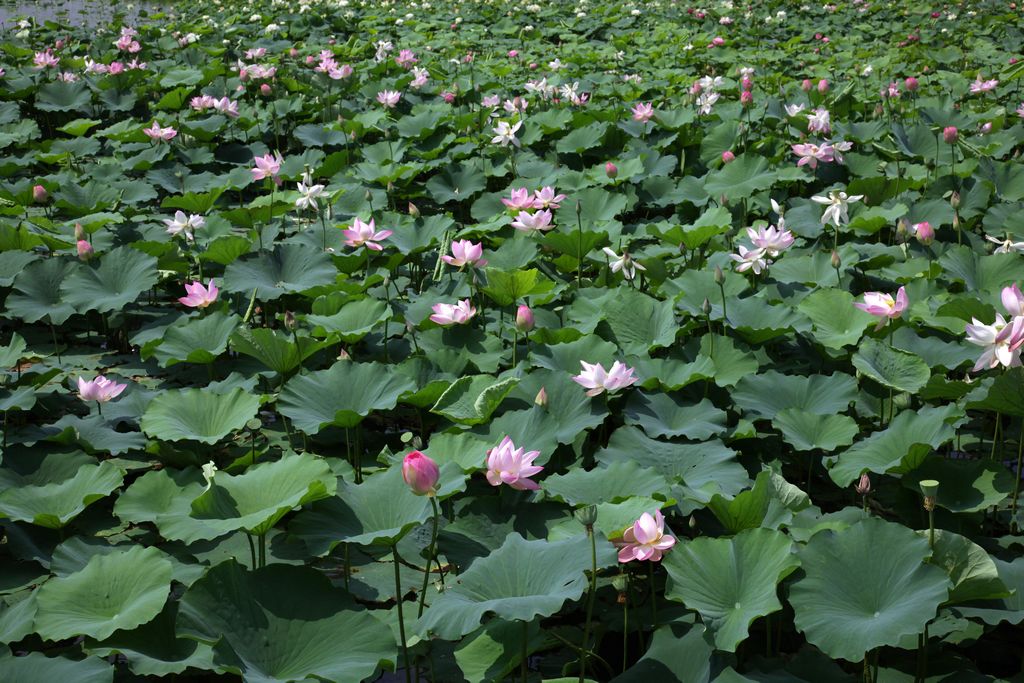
[0,0,161,29]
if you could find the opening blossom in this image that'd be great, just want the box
[603,247,646,280]
[491,120,522,147]
[572,360,639,397]
[251,152,284,184]
[295,171,325,212]
[376,89,401,108]
[486,436,543,491]
[77,375,128,404]
[342,217,392,251]
[532,187,566,209]
[730,245,769,274]
[143,121,177,142]
[969,76,999,94]
[502,188,535,211]
[163,211,204,240]
[402,450,440,496]
[966,314,1024,372]
[854,286,908,330]
[812,190,863,227]
[430,299,477,326]
[179,280,219,309]
[792,142,835,169]
[442,239,487,268]
[615,510,676,563]
[746,224,795,257]
[986,233,1024,254]
[511,209,554,233]
[631,102,654,122]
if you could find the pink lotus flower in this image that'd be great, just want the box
[615,510,676,563]
[395,49,417,68]
[486,436,543,490]
[966,314,1024,372]
[179,280,219,308]
[969,76,999,94]
[532,187,566,209]
[410,66,428,88]
[377,90,401,108]
[1002,283,1024,317]
[807,108,830,134]
[115,34,141,52]
[342,217,392,251]
[107,62,125,75]
[482,94,500,108]
[511,209,553,233]
[631,102,654,122]
[747,224,794,256]
[402,450,440,496]
[33,50,59,69]
[515,305,534,331]
[572,360,639,397]
[143,121,177,142]
[792,142,835,169]
[77,375,128,403]
[442,239,487,268]
[251,152,284,183]
[730,245,769,274]
[854,287,908,330]
[245,47,267,60]
[429,299,477,326]
[502,188,535,211]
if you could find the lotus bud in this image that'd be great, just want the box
[914,221,934,245]
[740,90,753,106]
[515,304,534,332]
[688,514,697,531]
[402,450,440,496]
[289,47,299,58]
[338,348,351,361]
[605,162,618,179]
[714,265,725,285]
[919,479,939,511]
[950,191,960,209]
[801,78,813,92]
[534,386,548,407]
[408,201,420,218]
[74,222,85,241]
[305,55,315,65]
[283,310,297,330]
[981,122,992,135]
[702,297,711,316]
[575,504,598,528]
[943,126,958,143]
[855,472,871,495]
[817,78,829,93]
[741,76,753,91]
[721,150,735,163]
[904,76,919,91]
[831,249,842,269]
[201,461,218,490]
[895,218,910,243]
[76,239,93,261]
[32,184,48,203]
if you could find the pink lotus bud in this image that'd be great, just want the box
[305,55,315,65]
[741,76,753,91]
[408,201,420,218]
[914,221,934,245]
[721,150,735,163]
[740,90,753,106]
[690,81,703,95]
[950,191,960,209]
[289,48,299,58]
[801,79,813,92]
[605,162,618,178]
[55,39,65,50]
[943,126,958,143]
[904,76,919,91]
[534,386,548,407]
[1011,58,1019,65]
[74,222,85,241]
[981,122,992,134]
[441,91,455,103]
[515,305,535,331]
[32,185,47,203]
[855,473,871,495]
[508,50,518,58]
[328,38,336,45]
[402,450,439,496]
[710,36,725,47]
[817,79,829,93]
[260,83,272,96]
[76,240,93,261]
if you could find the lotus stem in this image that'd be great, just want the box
[393,544,412,683]
[1012,419,1023,531]
[990,412,1002,461]
[622,572,629,673]
[246,533,257,570]
[521,620,528,683]
[417,497,442,618]
[648,561,658,630]
[258,532,267,568]
[578,525,597,683]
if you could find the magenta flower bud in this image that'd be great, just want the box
[408,201,420,218]
[32,184,48,203]
[260,83,272,96]
[605,162,618,178]
[817,79,829,93]
[535,386,548,407]
[904,76,919,92]
[529,62,538,69]
[981,122,992,134]
[943,126,958,143]
[508,49,518,58]
[801,78,813,92]
[515,305,535,331]
[721,150,735,163]
[741,76,753,91]
[441,91,455,103]
[76,239,93,261]
[305,55,315,65]
[402,450,440,496]
[74,222,85,241]
[914,221,934,245]
[740,90,753,106]
[855,473,871,495]
[289,48,299,58]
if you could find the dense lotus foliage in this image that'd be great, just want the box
[3,0,1024,681]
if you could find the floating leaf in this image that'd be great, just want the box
[141,388,260,444]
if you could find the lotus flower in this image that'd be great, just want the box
[295,172,325,212]
[572,360,639,397]
[631,102,654,122]
[965,314,1024,372]
[251,152,284,183]
[430,299,476,326]
[532,187,566,209]
[77,375,127,403]
[511,209,553,233]
[179,280,219,308]
[76,240,93,260]
[342,217,392,251]
[486,436,543,491]
[854,287,908,330]
[747,225,795,257]
[163,211,204,240]
[491,120,521,147]
[1003,284,1024,317]
[811,190,862,227]
[615,510,676,562]
[402,450,439,496]
[143,121,177,141]
[792,142,835,169]
[730,245,769,274]
[376,89,401,108]
[603,247,646,280]
[502,188,535,211]
[515,305,534,332]
[442,239,487,268]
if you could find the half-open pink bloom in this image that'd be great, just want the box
[532,187,566,209]
[969,76,999,94]
[616,510,676,562]
[854,287,908,330]
[377,89,401,108]
[511,209,553,233]
[502,188,535,211]
[342,217,392,251]
[965,314,1024,372]
[486,436,543,490]
[1003,283,1024,317]
[631,102,654,122]
[33,50,59,69]
[77,375,128,403]
[430,299,477,326]
[251,152,284,183]
[572,360,639,397]
[746,225,795,257]
[402,450,439,496]
[792,142,835,169]
[442,239,487,268]
[143,121,177,142]
[179,280,219,308]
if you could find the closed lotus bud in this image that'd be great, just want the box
[575,505,598,527]
[408,201,420,217]
[721,150,735,163]
[981,122,992,134]
[605,162,618,178]
[914,221,934,245]
[714,265,725,285]
[515,304,534,332]
[741,76,753,91]
[260,83,272,96]
[402,450,440,496]
[32,184,48,203]
[283,310,297,330]
[702,297,711,316]
[904,76,919,91]
[801,78,813,92]
[305,55,315,65]
[817,78,829,93]
[950,191,961,209]
[831,249,842,269]
[943,126,958,143]
[740,90,753,106]
[534,386,548,407]
[338,348,351,361]
[855,472,871,495]
[74,222,85,241]
[76,239,93,261]
[289,48,299,58]
[895,218,910,243]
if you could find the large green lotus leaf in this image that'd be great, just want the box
[664,528,800,652]
[530,335,619,374]
[422,430,494,470]
[965,366,1024,418]
[0,251,40,287]
[554,121,608,154]
[602,287,678,355]
[790,517,951,662]
[229,327,331,374]
[189,453,335,536]
[278,361,415,432]
[5,258,78,324]
[542,460,672,505]
[86,602,216,677]
[703,154,777,201]
[289,466,431,552]
[624,393,726,440]
[955,558,1024,626]
[0,461,123,529]
[481,268,541,307]
[798,289,874,349]
[0,386,36,412]
[732,371,857,419]
[939,246,1024,292]
[921,530,1009,605]
[114,468,226,543]
[707,471,774,534]
[697,334,760,388]
[305,298,392,343]
[34,545,172,641]
[414,326,505,375]
[454,619,546,683]
[828,404,961,486]
[36,81,93,112]
[416,534,614,639]
[510,370,608,444]
[177,560,394,683]
[60,246,158,314]
[0,332,27,368]
[851,338,931,393]
[151,312,240,367]
[902,456,1014,514]
[38,414,146,455]
[611,622,714,683]
[571,186,629,224]
[221,244,337,300]
[772,409,859,452]
[430,375,519,425]
[0,650,113,683]
[425,163,488,203]
[726,296,805,343]
[141,388,260,444]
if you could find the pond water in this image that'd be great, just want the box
[0,0,162,30]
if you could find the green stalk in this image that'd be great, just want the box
[521,620,529,683]
[1011,419,1024,531]
[417,497,442,618]
[578,527,597,683]
[393,544,412,683]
